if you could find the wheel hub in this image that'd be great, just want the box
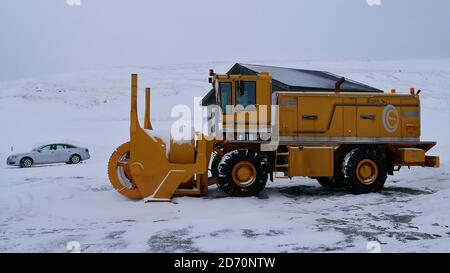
[24,159,31,167]
[356,159,378,185]
[232,161,257,187]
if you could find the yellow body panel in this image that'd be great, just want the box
[396,148,425,164]
[279,96,298,136]
[400,98,421,137]
[277,92,420,139]
[297,96,343,136]
[356,105,382,137]
[425,156,440,168]
[288,147,334,177]
[343,97,357,137]
[169,138,195,164]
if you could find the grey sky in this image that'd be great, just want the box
[1,0,450,81]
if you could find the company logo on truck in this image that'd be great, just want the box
[382,104,399,133]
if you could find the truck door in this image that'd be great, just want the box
[235,80,258,137]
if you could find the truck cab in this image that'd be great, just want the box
[211,72,272,140]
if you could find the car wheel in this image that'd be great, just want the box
[20,157,33,168]
[69,154,82,164]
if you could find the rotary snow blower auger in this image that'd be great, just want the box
[107,74,215,201]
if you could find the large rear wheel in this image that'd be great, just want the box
[217,149,268,197]
[107,142,142,199]
[342,148,387,194]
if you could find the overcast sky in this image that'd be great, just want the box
[1,0,450,81]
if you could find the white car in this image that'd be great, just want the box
[6,144,91,168]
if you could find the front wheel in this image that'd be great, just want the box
[20,157,33,168]
[217,149,268,197]
[342,148,387,194]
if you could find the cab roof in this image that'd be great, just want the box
[201,63,383,106]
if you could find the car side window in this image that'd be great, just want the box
[50,145,57,150]
[56,144,66,150]
[40,145,52,151]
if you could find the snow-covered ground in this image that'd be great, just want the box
[0,60,449,253]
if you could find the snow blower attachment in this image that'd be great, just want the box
[107,74,214,201]
[108,67,439,201]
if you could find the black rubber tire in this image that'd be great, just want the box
[316,172,346,188]
[210,152,221,178]
[20,157,33,168]
[69,154,82,164]
[317,177,339,188]
[217,149,268,197]
[342,148,387,194]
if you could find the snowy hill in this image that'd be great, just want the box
[0,60,449,252]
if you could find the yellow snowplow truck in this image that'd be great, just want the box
[108,65,439,201]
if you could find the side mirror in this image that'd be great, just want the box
[37,149,42,153]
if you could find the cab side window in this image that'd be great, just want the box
[236,81,256,108]
[219,82,232,113]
